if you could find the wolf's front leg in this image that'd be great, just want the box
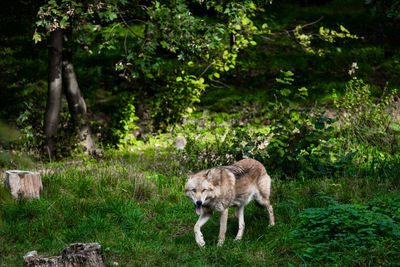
[217,208,229,246]
[234,205,245,241]
[194,212,211,247]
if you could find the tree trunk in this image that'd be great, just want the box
[230,33,236,49]
[44,29,63,159]
[62,53,95,154]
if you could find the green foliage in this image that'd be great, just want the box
[181,70,400,180]
[294,24,359,56]
[178,110,271,171]
[265,71,336,178]
[34,0,119,43]
[153,71,208,130]
[0,121,20,145]
[111,1,269,130]
[3,0,398,153]
[15,99,45,154]
[109,93,139,148]
[334,78,398,153]
[291,196,400,264]
[181,72,339,178]
[0,121,33,169]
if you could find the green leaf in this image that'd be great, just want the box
[315,122,325,129]
[340,25,350,33]
[33,32,42,43]
[242,17,251,26]
[275,78,287,84]
[60,17,68,29]
[160,41,168,48]
[280,88,291,96]
[283,70,294,76]
[390,124,400,132]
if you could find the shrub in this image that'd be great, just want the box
[181,71,338,178]
[291,196,400,264]
[108,93,139,148]
[259,71,337,178]
[180,74,400,179]
[368,196,400,223]
[334,78,398,153]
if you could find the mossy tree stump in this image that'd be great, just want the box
[23,243,105,267]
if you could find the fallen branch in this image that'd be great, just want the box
[258,16,324,40]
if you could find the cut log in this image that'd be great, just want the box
[5,170,43,199]
[24,243,105,267]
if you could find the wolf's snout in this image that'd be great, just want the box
[195,200,203,216]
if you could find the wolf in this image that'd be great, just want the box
[184,158,275,247]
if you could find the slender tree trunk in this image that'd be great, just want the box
[230,33,236,49]
[62,52,95,154]
[44,29,63,159]
[144,23,153,47]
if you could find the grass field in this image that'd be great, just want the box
[1,148,399,266]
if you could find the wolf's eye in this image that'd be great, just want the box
[202,189,206,193]
[192,189,196,193]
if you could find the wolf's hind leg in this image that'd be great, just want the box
[194,212,212,247]
[256,174,275,226]
[263,198,275,226]
[234,205,245,241]
[255,195,275,226]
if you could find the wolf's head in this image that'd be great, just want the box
[184,169,217,216]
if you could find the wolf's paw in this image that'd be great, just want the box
[234,236,242,242]
[197,241,206,248]
[195,233,205,247]
[217,240,224,247]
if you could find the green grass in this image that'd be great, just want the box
[1,150,399,266]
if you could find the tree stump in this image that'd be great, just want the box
[5,170,43,199]
[23,243,105,267]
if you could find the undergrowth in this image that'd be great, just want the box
[1,151,399,266]
[291,196,400,265]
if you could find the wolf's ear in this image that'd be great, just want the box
[187,170,194,179]
[206,169,212,180]
[207,169,221,185]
